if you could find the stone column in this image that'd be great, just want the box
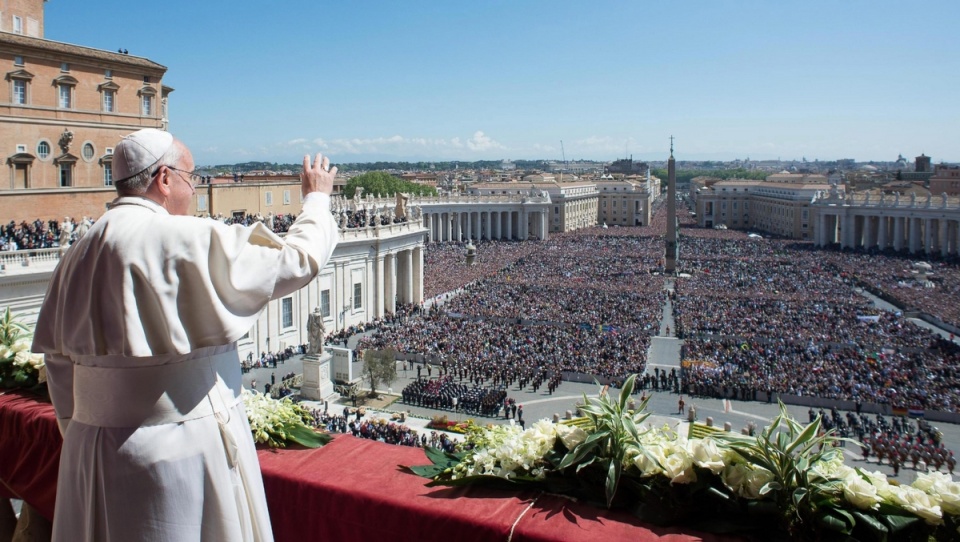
[909,217,922,254]
[484,211,492,240]
[877,216,888,251]
[954,220,960,256]
[465,211,472,241]
[404,250,414,304]
[385,253,397,313]
[520,210,528,240]
[940,219,949,257]
[375,256,385,318]
[492,211,500,239]
[853,216,867,248]
[413,246,424,303]
[924,219,934,255]
[506,211,513,240]
[864,216,877,250]
[841,214,853,249]
[893,217,904,251]
[817,213,826,247]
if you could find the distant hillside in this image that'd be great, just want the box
[199,159,554,173]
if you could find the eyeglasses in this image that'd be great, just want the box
[166,166,202,187]
[153,165,201,191]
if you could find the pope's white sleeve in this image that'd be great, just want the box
[270,192,339,299]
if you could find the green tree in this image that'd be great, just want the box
[342,171,438,199]
[361,348,398,397]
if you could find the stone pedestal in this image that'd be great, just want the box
[300,352,339,402]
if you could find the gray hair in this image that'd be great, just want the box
[115,141,183,195]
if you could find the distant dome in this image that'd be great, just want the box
[860,164,878,171]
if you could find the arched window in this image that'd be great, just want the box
[37,141,50,160]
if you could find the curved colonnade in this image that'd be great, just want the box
[813,192,960,256]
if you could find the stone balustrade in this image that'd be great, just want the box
[0,247,62,271]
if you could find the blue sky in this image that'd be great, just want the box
[47,1,959,165]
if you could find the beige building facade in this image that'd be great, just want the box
[468,178,599,233]
[695,173,830,239]
[595,175,656,227]
[929,165,960,196]
[1,0,169,216]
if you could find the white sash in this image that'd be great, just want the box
[72,346,242,428]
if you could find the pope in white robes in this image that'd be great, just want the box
[33,129,339,542]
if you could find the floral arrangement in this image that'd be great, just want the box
[0,308,45,390]
[426,414,475,434]
[242,389,331,449]
[407,374,960,541]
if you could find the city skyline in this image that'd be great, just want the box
[46,1,960,165]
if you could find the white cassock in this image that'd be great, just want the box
[33,194,338,542]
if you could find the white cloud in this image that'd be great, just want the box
[466,131,504,152]
[274,131,507,158]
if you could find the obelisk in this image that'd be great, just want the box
[665,136,678,274]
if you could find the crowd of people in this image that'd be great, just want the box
[820,249,960,331]
[670,218,960,412]
[0,219,63,251]
[423,241,538,299]
[359,230,673,403]
[0,217,100,251]
[213,212,297,235]
[207,206,411,236]
[401,375,507,417]
[242,346,304,372]
[335,208,408,229]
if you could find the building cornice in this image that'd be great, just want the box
[0,33,167,74]
[0,114,164,132]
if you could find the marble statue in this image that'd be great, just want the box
[307,307,325,356]
[75,216,92,239]
[58,129,74,153]
[395,192,408,221]
[59,217,74,248]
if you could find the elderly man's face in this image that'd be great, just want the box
[167,143,196,216]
